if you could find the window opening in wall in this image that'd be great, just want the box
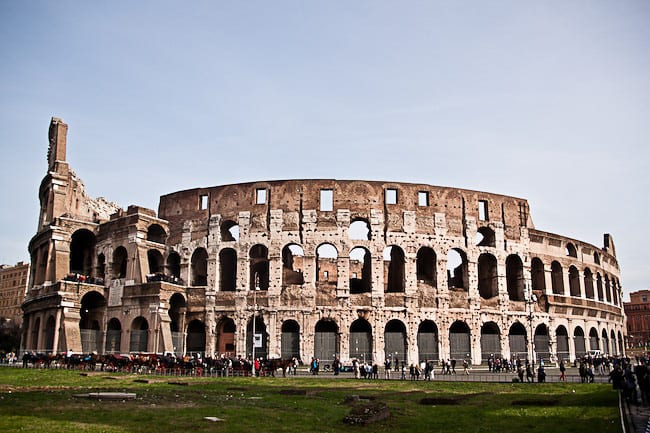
[385,188,397,205]
[316,243,338,284]
[320,189,333,211]
[566,243,577,257]
[200,194,208,210]
[478,200,488,221]
[323,271,328,279]
[418,191,429,206]
[255,188,267,204]
[349,247,371,293]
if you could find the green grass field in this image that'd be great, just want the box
[0,368,621,433]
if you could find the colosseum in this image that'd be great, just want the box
[21,117,626,366]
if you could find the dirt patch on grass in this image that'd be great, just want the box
[420,392,494,406]
[279,389,319,396]
[343,401,390,425]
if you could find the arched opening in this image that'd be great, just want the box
[147,224,167,244]
[249,244,269,291]
[96,253,106,281]
[45,315,56,353]
[584,268,594,299]
[349,219,371,240]
[506,254,525,301]
[601,329,609,355]
[168,294,187,355]
[618,331,624,354]
[476,227,496,247]
[216,317,236,356]
[574,327,586,358]
[478,253,498,299]
[417,321,439,363]
[447,249,468,290]
[147,250,164,275]
[480,322,501,361]
[589,327,600,352]
[129,317,149,353]
[112,246,128,279]
[70,229,96,276]
[79,291,106,353]
[383,246,405,293]
[566,243,577,257]
[350,319,373,363]
[556,325,570,362]
[416,247,437,287]
[31,317,40,351]
[281,320,300,360]
[569,266,581,297]
[534,324,550,362]
[384,320,407,364]
[593,252,601,265]
[246,316,268,360]
[596,273,604,301]
[314,320,339,364]
[191,248,208,286]
[349,247,371,294]
[105,318,121,354]
[282,244,305,286]
[508,322,527,360]
[610,330,617,356]
[186,320,206,354]
[219,248,237,292]
[605,275,612,303]
[551,261,564,295]
[530,257,545,291]
[449,321,471,360]
[166,251,182,282]
[316,243,338,285]
[612,279,620,306]
[220,220,240,242]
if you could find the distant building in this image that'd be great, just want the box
[0,261,30,326]
[624,289,650,351]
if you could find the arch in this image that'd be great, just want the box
[568,266,581,297]
[566,243,577,257]
[350,319,373,363]
[534,324,550,362]
[349,247,371,294]
[508,322,527,359]
[166,251,181,281]
[316,243,338,284]
[314,320,339,364]
[147,224,167,244]
[31,317,40,351]
[555,325,570,362]
[112,246,128,279]
[281,320,300,359]
[168,294,186,354]
[447,248,468,290]
[416,247,437,287]
[216,317,236,356]
[349,219,371,240]
[551,261,564,295]
[476,227,496,247]
[449,321,471,360]
[618,331,624,355]
[589,327,600,351]
[417,320,439,363]
[506,254,525,301]
[79,291,106,352]
[186,320,206,354]
[249,244,269,291]
[105,318,122,353]
[612,279,620,306]
[246,316,268,359]
[530,257,546,291]
[220,220,240,242]
[282,244,305,286]
[129,317,149,352]
[383,246,405,293]
[480,322,501,361]
[384,319,407,364]
[70,229,96,276]
[574,326,586,358]
[584,268,594,299]
[596,273,604,301]
[605,275,612,303]
[593,251,601,265]
[45,315,56,353]
[191,247,208,286]
[96,253,106,281]
[147,250,164,275]
[219,248,237,292]
[601,329,609,355]
[478,253,498,299]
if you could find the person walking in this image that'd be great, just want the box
[559,359,566,382]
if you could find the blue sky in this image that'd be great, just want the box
[1,1,648,298]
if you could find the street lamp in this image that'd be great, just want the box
[251,273,260,377]
[525,283,538,363]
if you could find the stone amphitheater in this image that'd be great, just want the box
[21,117,626,365]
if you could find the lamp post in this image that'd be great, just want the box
[525,283,538,363]
[251,273,260,377]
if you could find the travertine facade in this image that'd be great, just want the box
[21,118,626,364]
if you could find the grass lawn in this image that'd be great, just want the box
[0,368,621,433]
